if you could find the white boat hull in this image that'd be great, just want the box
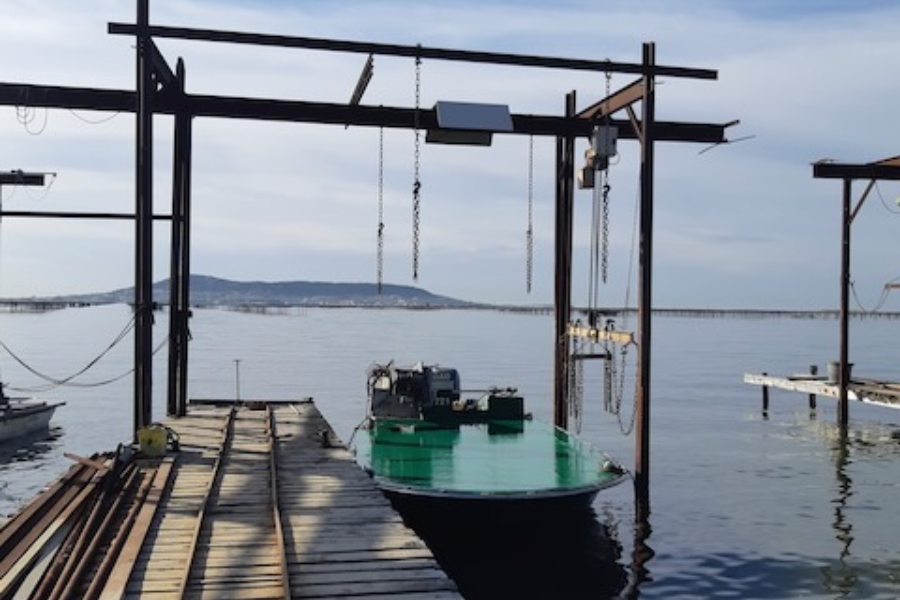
[0,402,61,443]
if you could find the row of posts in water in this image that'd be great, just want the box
[4,300,900,319]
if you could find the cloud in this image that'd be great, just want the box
[2,0,900,308]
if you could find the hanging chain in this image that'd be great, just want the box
[589,179,601,309]
[602,321,613,412]
[600,69,613,284]
[569,338,585,434]
[526,135,534,293]
[412,51,422,281]
[615,342,638,435]
[377,126,385,294]
[601,176,611,283]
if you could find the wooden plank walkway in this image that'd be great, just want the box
[744,373,900,410]
[120,401,461,600]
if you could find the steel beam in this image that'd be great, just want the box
[0,172,45,186]
[575,78,645,120]
[108,23,718,80]
[0,211,171,220]
[813,160,900,181]
[0,82,730,144]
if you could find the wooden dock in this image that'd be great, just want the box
[0,401,461,600]
[744,373,900,410]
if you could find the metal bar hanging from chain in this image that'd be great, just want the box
[377,126,385,294]
[600,69,613,285]
[412,50,422,281]
[526,135,534,293]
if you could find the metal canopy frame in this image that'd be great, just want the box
[0,0,736,501]
[813,157,900,426]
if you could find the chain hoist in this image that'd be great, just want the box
[526,135,534,293]
[377,126,385,294]
[412,50,422,281]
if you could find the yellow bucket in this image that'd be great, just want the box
[138,424,167,458]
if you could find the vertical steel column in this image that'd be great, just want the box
[838,178,851,426]
[635,42,656,505]
[553,91,576,429]
[167,58,192,417]
[177,85,193,418]
[134,0,154,435]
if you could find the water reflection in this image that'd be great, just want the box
[822,426,856,597]
[623,500,655,600]
[0,426,63,464]
[801,419,900,598]
[0,427,64,517]
[393,499,628,600]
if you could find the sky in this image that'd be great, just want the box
[1,0,900,309]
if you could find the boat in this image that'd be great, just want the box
[352,361,628,512]
[0,383,63,444]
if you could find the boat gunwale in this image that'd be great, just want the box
[373,472,630,501]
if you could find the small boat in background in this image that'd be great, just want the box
[0,384,63,444]
[352,362,628,512]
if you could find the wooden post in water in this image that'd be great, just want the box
[761,372,769,413]
[808,365,817,410]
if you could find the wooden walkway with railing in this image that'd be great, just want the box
[0,401,461,600]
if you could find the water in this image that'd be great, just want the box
[1,305,899,599]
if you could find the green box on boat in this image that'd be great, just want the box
[488,394,524,419]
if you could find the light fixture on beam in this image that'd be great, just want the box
[426,101,512,146]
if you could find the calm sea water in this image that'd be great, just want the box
[1,305,899,599]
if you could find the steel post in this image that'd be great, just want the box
[134,0,154,435]
[635,42,656,502]
[838,178,851,426]
[553,91,576,429]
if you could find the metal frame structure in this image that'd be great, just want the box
[812,156,900,426]
[0,0,736,496]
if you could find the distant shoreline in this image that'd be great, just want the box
[2,299,899,320]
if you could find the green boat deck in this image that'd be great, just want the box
[353,418,627,501]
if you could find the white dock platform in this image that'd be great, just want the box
[744,373,900,410]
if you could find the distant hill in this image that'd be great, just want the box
[40,274,477,308]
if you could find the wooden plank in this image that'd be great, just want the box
[121,402,460,599]
[100,458,175,600]
[291,566,451,585]
[289,578,458,598]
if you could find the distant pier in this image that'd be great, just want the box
[0,300,96,313]
[500,306,900,319]
[744,372,900,411]
[0,401,461,599]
